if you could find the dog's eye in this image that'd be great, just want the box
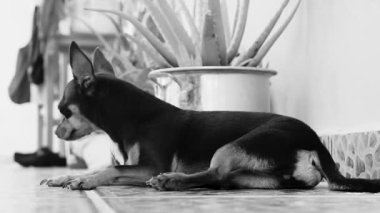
[60,107,72,118]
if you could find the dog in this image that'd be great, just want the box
[41,42,380,192]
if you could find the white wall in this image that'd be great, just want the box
[240,0,380,134]
[0,1,37,156]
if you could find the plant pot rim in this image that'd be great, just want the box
[148,66,277,78]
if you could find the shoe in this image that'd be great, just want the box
[14,147,66,167]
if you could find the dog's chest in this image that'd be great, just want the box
[111,142,140,165]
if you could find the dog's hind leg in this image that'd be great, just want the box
[147,168,283,191]
[147,168,221,190]
[147,141,282,191]
[148,126,323,191]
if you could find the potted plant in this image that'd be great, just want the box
[86,0,302,112]
[73,2,156,93]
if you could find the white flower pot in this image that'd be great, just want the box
[148,66,277,112]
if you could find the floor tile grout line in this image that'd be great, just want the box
[85,190,117,213]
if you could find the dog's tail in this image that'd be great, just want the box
[315,142,380,192]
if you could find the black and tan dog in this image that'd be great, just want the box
[41,42,380,192]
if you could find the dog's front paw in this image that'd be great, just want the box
[63,176,100,190]
[147,173,187,191]
[40,175,75,187]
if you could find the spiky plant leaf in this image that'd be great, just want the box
[201,13,221,66]
[208,0,228,65]
[227,0,249,63]
[153,0,195,57]
[102,13,129,49]
[248,0,302,67]
[175,0,201,48]
[73,16,114,52]
[86,8,178,67]
[142,0,184,62]
[123,33,172,68]
[220,0,231,48]
[233,0,289,66]
[194,0,208,32]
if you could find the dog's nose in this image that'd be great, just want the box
[55,126,72,140]
[55,127,65,139]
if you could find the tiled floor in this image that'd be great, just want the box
[0,156,96,213]
[95,184,380,213]
[3,156,380,213]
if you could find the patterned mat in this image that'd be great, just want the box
[321,131,380,178]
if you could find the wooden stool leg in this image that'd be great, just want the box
[37,104,43,149]
[58,53,69,157]
[42,41,59,149]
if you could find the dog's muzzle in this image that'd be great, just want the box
[55,118,74,140]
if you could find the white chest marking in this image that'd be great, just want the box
[111,142,140,165]
[171,153,179,172]
[125,143,140,165]
[110,142,125,165]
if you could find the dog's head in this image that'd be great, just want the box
[55,42,115,141]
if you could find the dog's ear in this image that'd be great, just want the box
[69,41,95,89]
[93,47,115,76]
